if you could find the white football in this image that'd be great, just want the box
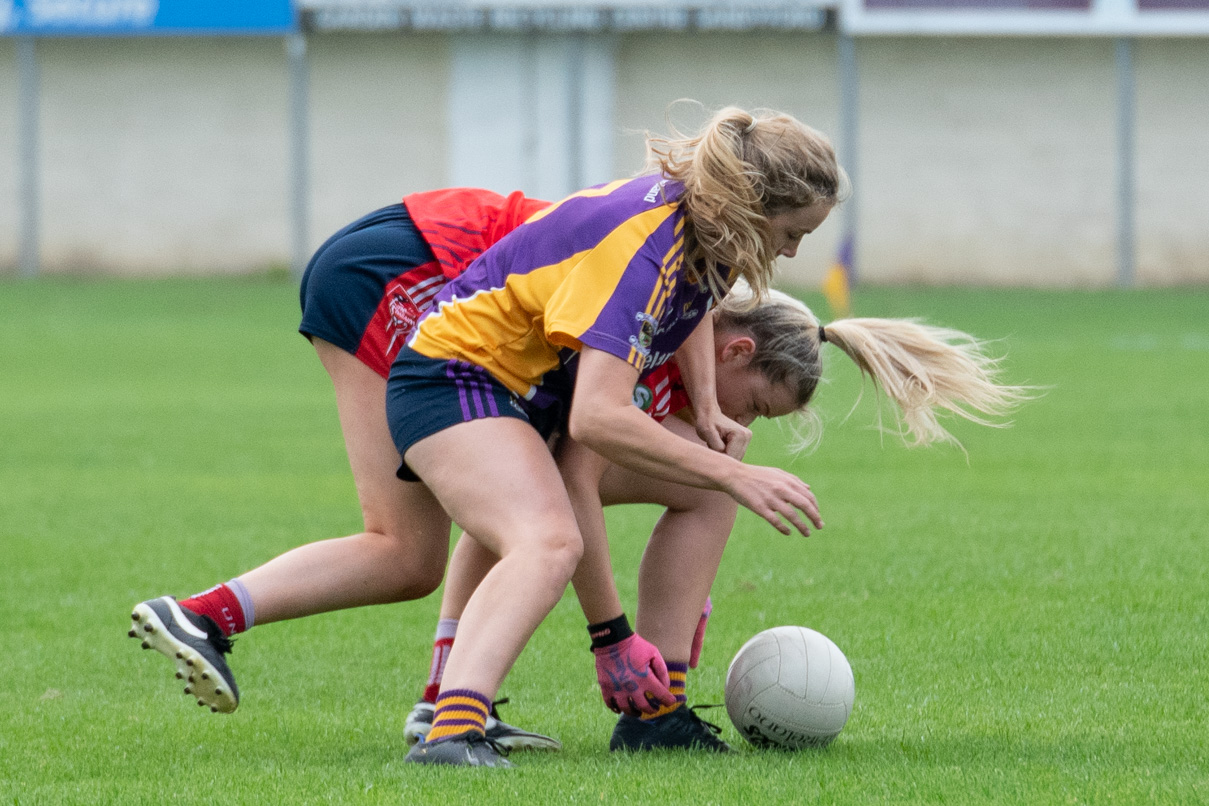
[724,625,855,749]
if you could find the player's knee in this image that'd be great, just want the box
[532,527,584,581]
[361,529,448,602]
[403,562,446,600]
[672,488,737,521]
[380,557,444,602]
[397,538,448,599]
[702,490,739,520]
[557,532,584,575]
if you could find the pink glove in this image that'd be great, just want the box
[689,596,712,669]
[593,633,676,716]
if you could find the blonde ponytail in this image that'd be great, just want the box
[646,105,845,302]
[715,284,1031,450]
[822,318,1032,449]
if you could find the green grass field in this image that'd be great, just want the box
[2,277,1206,804]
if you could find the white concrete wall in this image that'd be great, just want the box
[1135,38,1209,286]
[859,37,1120,286]
[307,32,448,245]
[447,32,615,201]
[613,31,843,286]
[0,30,1206,285]
[27,37,293,274]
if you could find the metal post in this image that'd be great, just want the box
[18,36,40,278]
[837,30,859,284]
[287,33,310,280]
[1115,37,1136,288]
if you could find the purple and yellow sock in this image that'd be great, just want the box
[425,688,491,743]
[642,661,688,720]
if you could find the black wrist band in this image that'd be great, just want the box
[587,613,633,650]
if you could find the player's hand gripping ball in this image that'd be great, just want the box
[724,626,855,749]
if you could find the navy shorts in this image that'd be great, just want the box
[299,204,442,376]
[386,347,565,482]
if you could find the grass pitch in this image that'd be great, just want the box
[1,277,1206,804]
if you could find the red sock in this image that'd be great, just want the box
[180,583,247,637]
[423,636,455,704]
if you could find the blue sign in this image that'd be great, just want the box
[1,0,297,36]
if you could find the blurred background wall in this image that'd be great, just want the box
[1,2,1206,286]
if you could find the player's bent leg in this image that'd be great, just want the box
[633,491,733,661]
[599,415,737,663]
[407,535,562,751]
[410,537,496,708]
[128,339,451,714]
[598,416,736,751]
[439,534,499,622]
[239,339,452,623]
[406,416,582,699]
[402,418,580,765]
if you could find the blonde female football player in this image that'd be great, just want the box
[382,106,844,767]
[404,282,1031,754]
[131,105,842,768]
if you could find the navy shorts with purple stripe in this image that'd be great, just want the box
[386,346,563,482]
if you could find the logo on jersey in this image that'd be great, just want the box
[644,179,668,204]
[385,284,422,356]
[629,312,657,357]
[632,383,654,412]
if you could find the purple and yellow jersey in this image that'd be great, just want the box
[406,176,713,405]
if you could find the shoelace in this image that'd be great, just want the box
[488,697,511,721]
[687,704,725,737]
[196,614,235,654]
[465,730,511,758]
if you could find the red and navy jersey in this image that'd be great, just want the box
[352,260,448,378]
[403,188,549,280]
[633,362,690,423]
[347,189,550,378]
